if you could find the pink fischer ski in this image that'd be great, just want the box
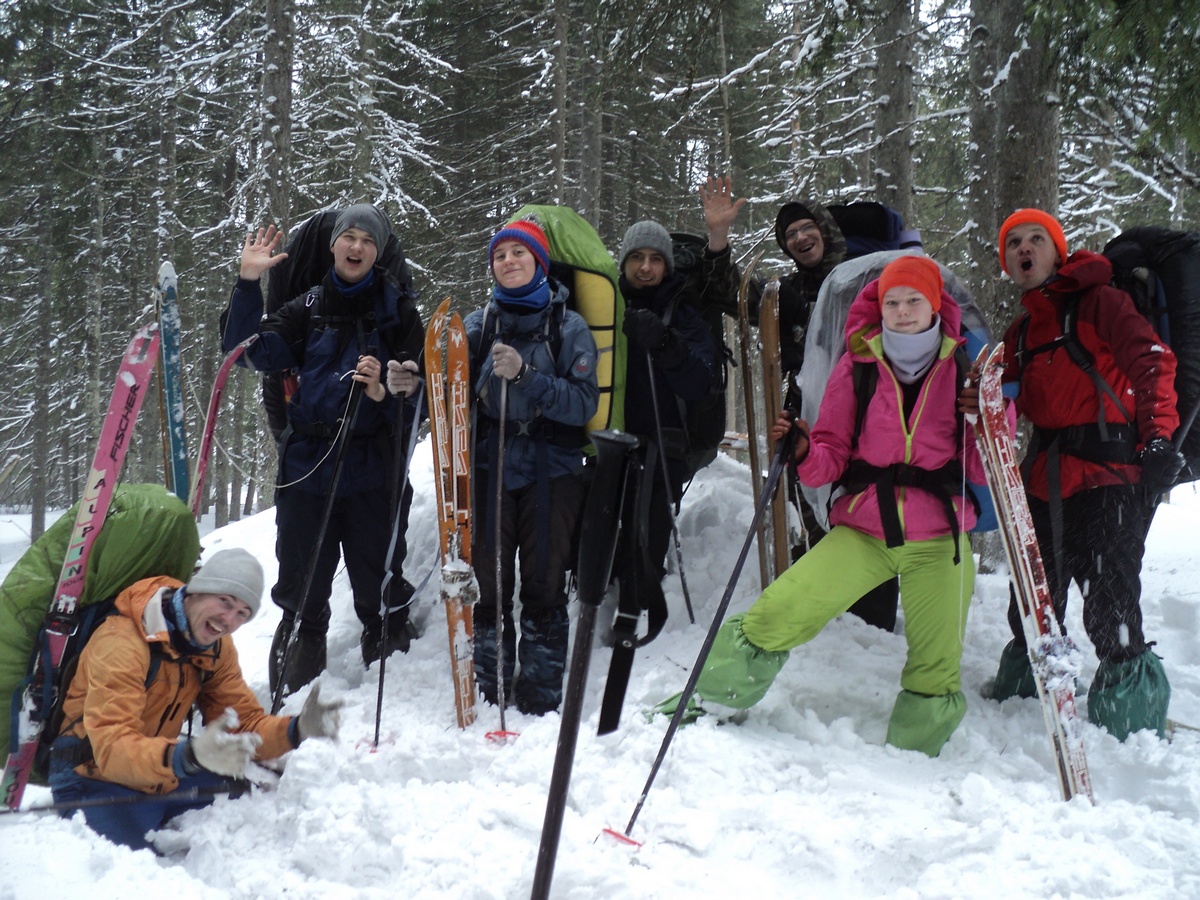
[2,322,160,810]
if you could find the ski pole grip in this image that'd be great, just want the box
[575,430,640,609]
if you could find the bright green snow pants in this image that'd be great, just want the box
[699,525,974,756]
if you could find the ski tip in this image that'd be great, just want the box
[599,827,642,848]
[156,260,178,291]
[484,729,520,746]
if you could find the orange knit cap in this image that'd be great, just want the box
[997,209,1068,273]
[878,256,944,313]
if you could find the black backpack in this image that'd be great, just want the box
[1104,227,1200,483]
[828,202,917,259]
[667,232,736,478]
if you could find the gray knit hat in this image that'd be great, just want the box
[619,220,675,275]
[188,548,264,619]
[330,203,391,252]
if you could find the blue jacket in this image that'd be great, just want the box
[465,281,599,491]
[222,269,424,496]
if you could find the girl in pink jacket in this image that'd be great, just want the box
[692,256,987,756]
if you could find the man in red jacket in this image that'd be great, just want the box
[989,209,1184,740]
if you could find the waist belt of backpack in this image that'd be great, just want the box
[286,419,382,441]
[49,735,95,769]
[599,443,669,734]
[1020,422,1139,602]
[507,417,588,449]
[841,459,968,565]
[1029,423,1139,465]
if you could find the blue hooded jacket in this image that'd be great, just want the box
[465,280,599,491]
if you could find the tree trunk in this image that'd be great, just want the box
[967,0,1000,317]
[263,0,294,226]
[874,0,916,223]
[993,4,1060,216]
[552,0,568,205]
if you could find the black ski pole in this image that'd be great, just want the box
[622,424,796,838]
[531,430,640,900]
[0,783,239,816]
[494,378,510,732]
[272,375,367,714]
[374,379,425,747]
[643,350,696,624]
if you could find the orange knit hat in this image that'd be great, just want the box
[997,209,1068,273]
[878,256,944,313]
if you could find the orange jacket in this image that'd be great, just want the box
[57,575,294,794]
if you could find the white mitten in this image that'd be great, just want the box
[296,682,344,741]
[187,708,261,777]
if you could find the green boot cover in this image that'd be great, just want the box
[693,613,789,711]
[1088,650,1170,741]
[885,689,967,757]
[651,691,705,724]
[990,638,1037,702]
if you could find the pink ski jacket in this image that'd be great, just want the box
[797,279,990,544]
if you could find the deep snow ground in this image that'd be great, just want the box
[3,443,1200,899]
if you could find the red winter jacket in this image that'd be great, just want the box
[1001,250,1179,501]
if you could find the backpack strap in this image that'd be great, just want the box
[838,350,978,563]
[1016,294,1136,442]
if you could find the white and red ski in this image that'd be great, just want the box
[2,322,161,809]
[190,335,258,519]
[425,298,477,729]
[973,343,1094,803]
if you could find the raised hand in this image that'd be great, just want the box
[698,174,747,253]
[239,225,289,281]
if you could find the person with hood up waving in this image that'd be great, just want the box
[671,256,997,757]
[454,220,599,715]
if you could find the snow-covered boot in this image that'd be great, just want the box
[693,613,789,710]
[1088,649,1170,740]
[987,638,1037,702]
[514,606,570,715]
[474,610,515,706]
[885,689,967,757]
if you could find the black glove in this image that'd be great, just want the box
[622,308,667,351]
[1140,437,1185,492]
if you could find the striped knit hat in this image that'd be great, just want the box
[489,220,551,276]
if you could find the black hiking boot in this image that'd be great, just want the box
[269,618,327,700]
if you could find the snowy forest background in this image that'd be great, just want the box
[2,0,1198,536]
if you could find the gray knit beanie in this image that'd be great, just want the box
[330,203,391,252]
[619,220,675,275]
[188,548,264,619]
